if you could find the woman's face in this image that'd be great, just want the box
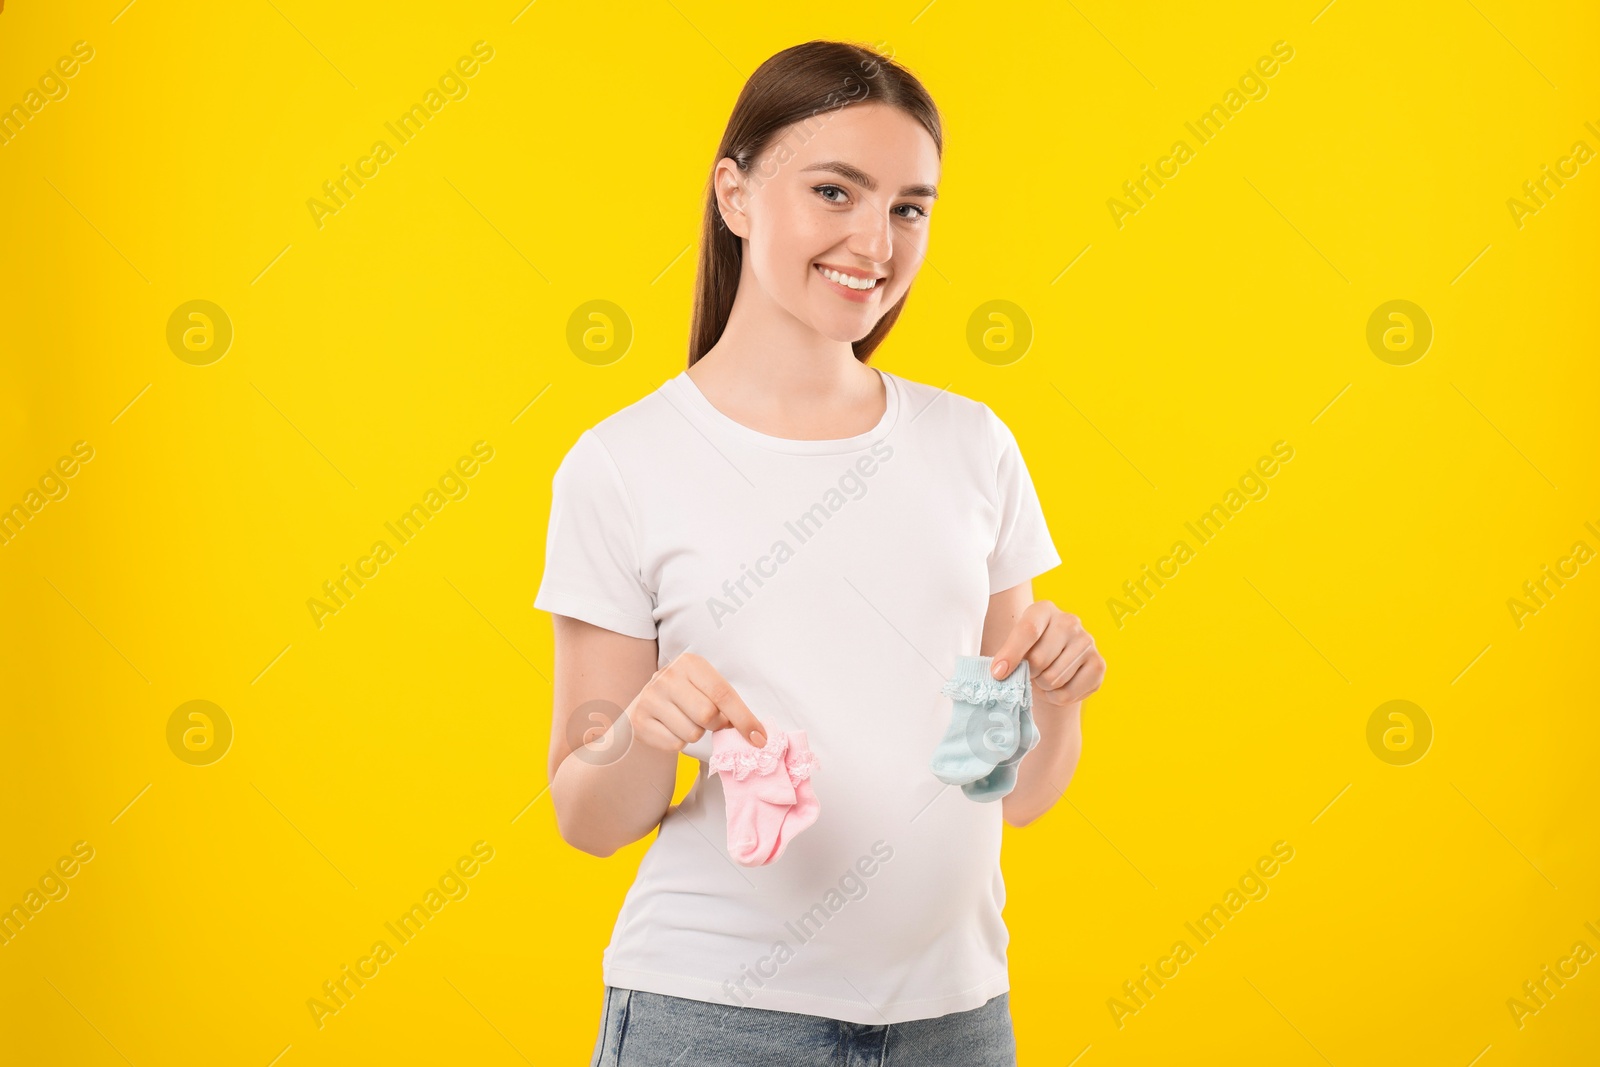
[718,102,940,344]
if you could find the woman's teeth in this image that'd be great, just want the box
[817,265,879,290]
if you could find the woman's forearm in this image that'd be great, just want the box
[1002,693,1083,827]
[552,711,683,857]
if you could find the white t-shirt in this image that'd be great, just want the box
[534,364,1061,1025]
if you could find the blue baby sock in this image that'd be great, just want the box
[962,679,1040,803]
[930,655,1028,786]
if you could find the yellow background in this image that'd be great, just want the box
[2,0,1597,1063]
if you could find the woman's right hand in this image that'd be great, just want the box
[626,652,767,754]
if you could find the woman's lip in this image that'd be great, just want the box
[814,263,884,283]
[814,263,884,297]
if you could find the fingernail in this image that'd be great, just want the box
[751,731,766,747]
[993,660,1007,677]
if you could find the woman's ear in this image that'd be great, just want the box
[714,157,752,239]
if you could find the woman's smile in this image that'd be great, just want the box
[814,262,885,303]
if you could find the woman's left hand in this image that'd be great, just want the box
[989,600,1105,711]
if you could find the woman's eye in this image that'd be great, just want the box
[814,185,928,220]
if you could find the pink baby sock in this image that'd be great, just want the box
[769,730,821,863]
[710,729,797,866]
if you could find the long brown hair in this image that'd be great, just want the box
[688,40,943,368]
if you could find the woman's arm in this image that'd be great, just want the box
[980,581,1086,828]
[547,615,679,857]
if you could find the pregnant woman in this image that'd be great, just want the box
[535,39,1107,1067]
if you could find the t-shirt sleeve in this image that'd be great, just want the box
[984,405,1062,595]
[532,429,659,640]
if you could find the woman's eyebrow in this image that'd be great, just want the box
[799,160,939,200]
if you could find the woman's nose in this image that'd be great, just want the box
[850,202,894,263]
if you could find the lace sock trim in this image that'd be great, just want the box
[785,748,819,782]
[941,656,1031,711]
[709,731,789,780]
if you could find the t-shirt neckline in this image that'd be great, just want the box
[666,365,900,456]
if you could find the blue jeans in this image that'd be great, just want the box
[589,985,1018,1066]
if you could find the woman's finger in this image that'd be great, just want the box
[1061,651,1106,703]
[1038,627,1093,690]
[655,670,735,746]
[989,600,1051,678]
[683,656,767,747]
